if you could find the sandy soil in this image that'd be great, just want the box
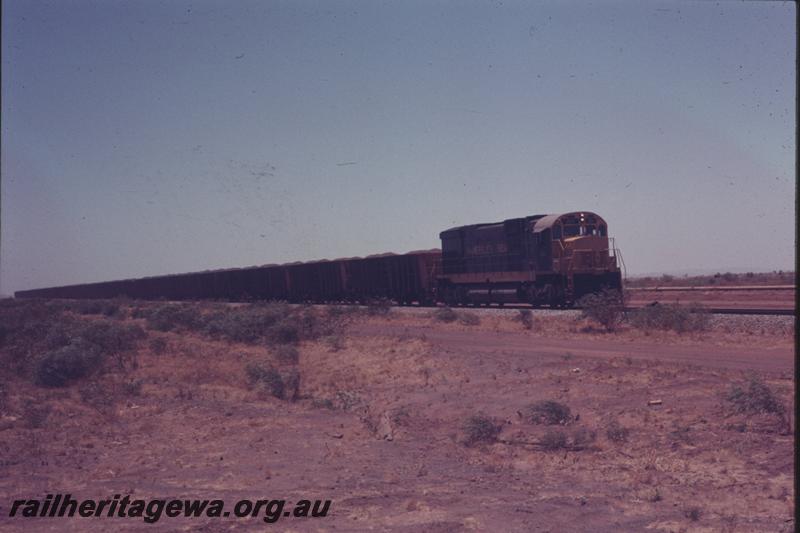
[0,304,794,532]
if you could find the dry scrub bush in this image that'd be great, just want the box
[517,309,534,330]
[22,399,51,428]
[540,429,568,450]
[541,426,595,451]
[458,312,480,326]
[246,361,299,401]
[149,337,168,355]
[311,398,335,410]
[462,414,502,447]
[628,302,710,333]
[605,420,630,443]
[570,426,597,446]
[122,379,143,397]
[79,382,117,412]
[433,307,458,323]
[365,298,392,316]
[282,369,300,401]
[432,307,480,326]
[577,289,624,332]
[274,345,299,364]
[726,376,785,417]
[246,362,285,399]
[685,507,702,521]
[323,334,345,352]
[523,400,572,425]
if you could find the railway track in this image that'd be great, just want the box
[626,285,795,292]
[394,302,795,316]
[624,305,794,317]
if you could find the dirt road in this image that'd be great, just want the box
[352,323,794,373]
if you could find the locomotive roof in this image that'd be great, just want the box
[440,212,606,236]
[532,211,606,232]
[440,214,548,235]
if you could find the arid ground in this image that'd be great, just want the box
[0,298,794,532]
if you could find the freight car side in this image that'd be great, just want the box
[344,251,438,305]
[14,250,441,306]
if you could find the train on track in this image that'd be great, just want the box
[15,211,623,307]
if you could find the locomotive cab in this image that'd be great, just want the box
[534,212,621,301]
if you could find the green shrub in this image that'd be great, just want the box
[35,341,103,387]
[0,301,144,387]
[145,304,202,332]
[100,301,121,317]
[577,289,624,332]
[79,322,145,354]
[523,400,572,425]
[267,321,300,345]
[462,414,502,447]
[42,324,75,350]
[203,304,310,345]
[73,300,104,315]
[203,311,265,342]
[0,300,62,338]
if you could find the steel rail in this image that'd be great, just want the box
[623,306,794,316]
[626,285,795,292]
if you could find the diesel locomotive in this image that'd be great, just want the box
[438,211,622,307]
[14,211,622,307]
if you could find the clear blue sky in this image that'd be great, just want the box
[2,0,795,293]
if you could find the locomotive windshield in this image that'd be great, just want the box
[555,222,607,239]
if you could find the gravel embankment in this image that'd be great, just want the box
[388,305,795,335]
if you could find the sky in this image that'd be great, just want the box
[1,0,795,294]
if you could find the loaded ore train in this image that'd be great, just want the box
[15,211,622,307]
